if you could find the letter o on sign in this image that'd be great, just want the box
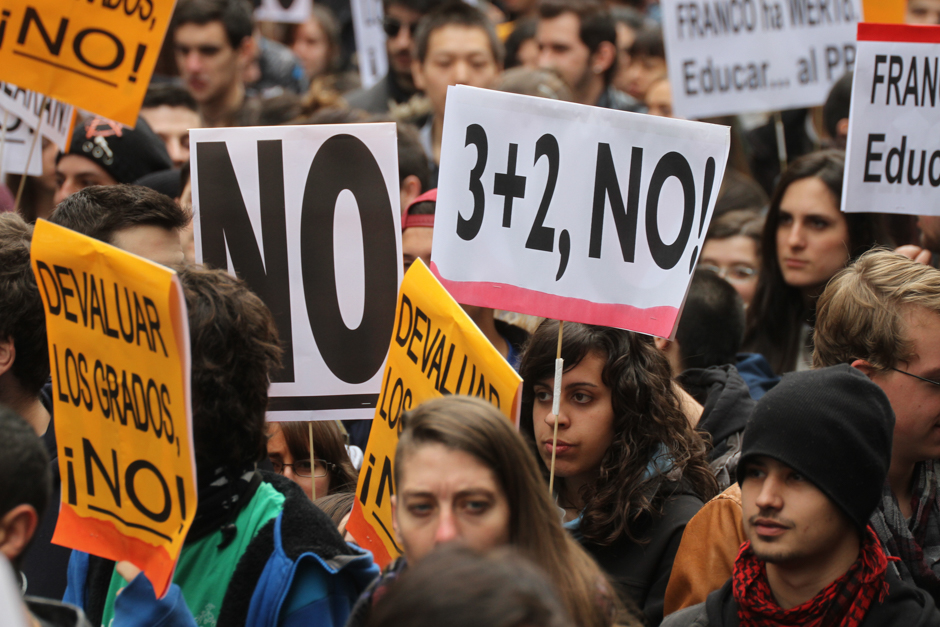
[125,460,172,523]
[73,28,126,71]
[646,152,695,270]
[300,134,398,384]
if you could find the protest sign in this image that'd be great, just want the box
[0,82,75,151]
[351,0,387,90]
[843,23,940,216]
[254,0,312,24]
[432,86,730,339]
[191,123,402,421]
[30,220,195,599]
[660,0,862,119]
[345,259,522,568]
[863,0,905,24]
[0,114,42,176]
[0,557,27,627]
[0,0,177,127]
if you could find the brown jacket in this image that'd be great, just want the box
[662,485,745,617]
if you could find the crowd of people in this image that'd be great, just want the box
[4,0,940,625]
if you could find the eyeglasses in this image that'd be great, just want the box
[890,367,940,388]
[271,459,335,478]
[383,17,416,38]
[698,263,757,283]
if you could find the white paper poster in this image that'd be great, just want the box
[843,23,940,216]
[432,86,731,339]
[0,82,75,151]
[351,0,387,90]
[254,0,312,24]
[661,0,863,119]
[0,114,44,177]
[191,123,402,420]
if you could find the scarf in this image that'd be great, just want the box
[869,460,940,603]
[186,463,261,547]
[733,526,890,627]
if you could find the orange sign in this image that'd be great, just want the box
[346,260,522,568]
[862,0,906,24]
[0,0,178,126]
[30,220,196,599]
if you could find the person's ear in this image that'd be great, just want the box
[237,35,256,67]
[653,336,670,352]
[850,359,876,380]
[400,175,423,213]
[836,118,850,139]
[0,505,39,563]
[590,41,616,76]
[0,336,15,379]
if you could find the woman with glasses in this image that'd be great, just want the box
[743,149,892,374]
[267,421,358,500]
[698,208,764,307]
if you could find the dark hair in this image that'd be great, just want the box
[276,421,358,493]
[143,83,198,112]
[520,321,718,545]
[0,214,48,395]
[177,265,282,472]
[415,1,504,65]
[497,67,573,101]
[714,169,769,215]
[743,149,892,374]
[626,25,664,60]
[0,405,51,560]
[172,0,254,49]
[396,121,431,192]
[314,491,356,528]
[366,545,573,627]
[504,17,537,69]
[50,184,190,245]
[539,0,617,83]
[609,5,644,31]
[676,269,746,370]
[395,396,630,627]
[823,72,853,144]
[383,0,438,12]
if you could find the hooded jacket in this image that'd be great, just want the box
[661,569,940,627]
[63,473,378,627]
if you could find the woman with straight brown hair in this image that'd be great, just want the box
[347,396,637,627]
[267,420,357,500]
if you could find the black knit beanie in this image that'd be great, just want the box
[60,116,172,184]
[736,364,894,532]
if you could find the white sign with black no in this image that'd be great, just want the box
[660,0,862,119]
[351,0,388,90]
[190,124,403,420]
[843,23,940,217]
[254,0,312,24]
[0,114,43,177]
[432,86,730,339]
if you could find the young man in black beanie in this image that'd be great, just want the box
[663,365,940,626]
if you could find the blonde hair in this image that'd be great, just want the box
[814,249,940,371]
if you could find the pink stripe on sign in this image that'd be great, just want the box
[858,23,940,44]
[430,262,679,337]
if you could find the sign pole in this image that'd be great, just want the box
[548,320,564,497]
[13,97,46,213]
[309,421,317,501]
[773,111,788,175]
[0,109,8,182]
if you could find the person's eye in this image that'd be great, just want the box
[810,217,830,230]
[181,134,190,149]
[461,498,491,515]
[778,213,793,226]
[270,461,283,473]
[55,175,65,189]
[298,460,313,473]
[534,389,552,403]
[790,472,806,482]
[729,265,756,280]
[407,502,433,517]
[744,466,764,479]
[572,392,592,403]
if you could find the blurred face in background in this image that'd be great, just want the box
[292,16,333,79]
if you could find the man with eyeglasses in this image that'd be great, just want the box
[814,249,940,605]
[345,0,438,115]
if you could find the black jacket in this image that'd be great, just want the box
[661,569,940,627]
[571,486,704,627]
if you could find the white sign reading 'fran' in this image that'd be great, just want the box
[661,0,862,119]
[0,115,43,177]
[254,0,312,24]
[432,86,730,339]
[351,0,387,90]
[191,124,402,421]
[843,24,940,217]
[0,82,75,152]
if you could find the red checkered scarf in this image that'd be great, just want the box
[732,526,890,627]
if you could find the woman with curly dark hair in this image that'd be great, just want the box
[742,149,892,374]
[519,321,719,627]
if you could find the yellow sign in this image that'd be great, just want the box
[0,0,178,126]
[30,220,195,599]
[346,260,522,568]
[862,0,906,24]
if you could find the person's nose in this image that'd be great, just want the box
[542,400,569,430]
[434,508,458,544]
[786,223,805,249]
[755,475,784,511]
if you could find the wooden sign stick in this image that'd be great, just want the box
[548,320,564,496]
